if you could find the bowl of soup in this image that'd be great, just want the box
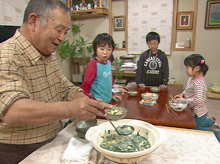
[105,107,128,120]
[85,119,167,163]
[127,91,138,97]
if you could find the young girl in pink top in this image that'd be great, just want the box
[175,54,220,141]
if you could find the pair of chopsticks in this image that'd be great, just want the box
[169,94,176,102]
[166,104,179,117]
[113,100,122,108]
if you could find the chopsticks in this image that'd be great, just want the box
[113,100,122,108]
[166,104,179,117]
[169,94,177,102]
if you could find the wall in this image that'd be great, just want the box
[57,0,220,88]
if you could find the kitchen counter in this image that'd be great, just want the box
[19,119,220,164]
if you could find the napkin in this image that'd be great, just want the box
[62,137,93,164]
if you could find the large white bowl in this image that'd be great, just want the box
[85,119,167,163]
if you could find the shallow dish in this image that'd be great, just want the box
[150,87,161,93]
[127,91,138,97]
[105,107,128,120]
[141,92,159,101]
[168,99,188,112]
[85,119,167,163]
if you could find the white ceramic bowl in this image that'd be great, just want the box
[150,87,161,93]
[141,93,159,101]
[168,99,188,112]
[85,119,167,163]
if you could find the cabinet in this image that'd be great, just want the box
[70,57,90,82]
[109,0,128,50]
[172,0,198,51]
[67,0,108,20]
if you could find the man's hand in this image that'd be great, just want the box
[68,97,113,121]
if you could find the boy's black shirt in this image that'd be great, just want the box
[136,49,169,86]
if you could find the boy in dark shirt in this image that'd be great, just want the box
[136,32,169,89]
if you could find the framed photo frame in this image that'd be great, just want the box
[176,12,194,30]
[205,1,220,29]
[113,16,125,31]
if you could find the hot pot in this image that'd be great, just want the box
[85,119,167,163]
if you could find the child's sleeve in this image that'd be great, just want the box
[187,84,206,107]
[80,60,97,96]
[135,54,145,85]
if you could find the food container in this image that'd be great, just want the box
[127,91,138,97]
[168,99,188,112]
[75,119,97,139]
[85,119,167,163]
[150,87,161,93]
[141,92,159,101]
[105,107,128,120]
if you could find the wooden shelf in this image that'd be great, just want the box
[115,48,126,50]
[69,8,108,20]
[172,0,198,51]
[109,0,128,50]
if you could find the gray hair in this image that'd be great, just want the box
[23,0,69,26]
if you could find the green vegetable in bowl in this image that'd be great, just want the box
[100,131,151,153]
[108,109,123,115]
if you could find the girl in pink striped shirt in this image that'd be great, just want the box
[175,54,220,141]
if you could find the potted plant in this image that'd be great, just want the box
[58,23,93,59]
[112,57,124,84]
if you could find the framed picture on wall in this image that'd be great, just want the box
[176,11,194,30]
[113,16,125,31]
[205,1,220,28]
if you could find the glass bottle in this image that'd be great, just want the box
[186,37,191,48]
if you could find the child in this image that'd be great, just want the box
[81,33,122,103]
[136,31,169,89]
[175,54,220,141]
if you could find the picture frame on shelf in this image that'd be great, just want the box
[205,1,220,29]
[176,11,194,30]
[113,16,125,31]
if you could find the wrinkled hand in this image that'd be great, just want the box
[159,84,167,89]
[68,97,113,121]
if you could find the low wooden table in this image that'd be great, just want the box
[99,85,196,129]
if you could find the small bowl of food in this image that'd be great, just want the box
[141,92,159,101]
[76,119,97,139]
[168,99,188,112]
[105,107,128,120]
[127,91,138,97]
[150,87,161,93]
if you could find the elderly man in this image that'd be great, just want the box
[0,1,111,163]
